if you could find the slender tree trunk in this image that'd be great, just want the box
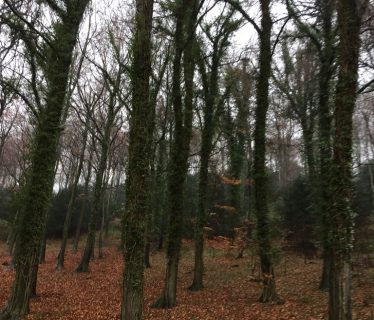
[144,146,157,269]
[190,92,214,291]
[98,160,111,259]
[7,210,20,256]
[121,0,154,318]
[252,0,281,303]
[328,0,361,318]
[98,198,105,259]
[76,122,112,272]
[190,34,225,290]
[152,0,198,308]
[73,151,93,253]
[57,124,88,269]
[0,4,89,319]
[317,0,335,291]
[155,137,167,251]
[104,173,115,240]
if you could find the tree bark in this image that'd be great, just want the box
[190,55,216,291]
[0,3,89,319]
[155,138,167,250]
[152,0,198,308]
[328,0,361,318]
[317,0,335,291]
[121,0,154,318]
[190,21,235,289]
[252,0,281,303]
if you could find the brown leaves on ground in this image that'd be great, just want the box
[1,241,374,320]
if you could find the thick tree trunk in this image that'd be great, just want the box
[39,234,47,264]
[121,0,154,319]
[0,4,88,319]
[144,240,151,268]
[328,0,361,318]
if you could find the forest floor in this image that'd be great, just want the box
[1,239,374,320]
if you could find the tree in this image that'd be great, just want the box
[76,66,123,272]
[225,0,284,302]
[328,0,363,318]
[251,0,282,303]
[220,61,252,234]
[121,0,154,318]
[286,0,337,290]
[152,0,200,308]
[190,9,240,290]
[56,112,90,270]
[0,1,89,319]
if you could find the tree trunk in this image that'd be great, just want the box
[0,3,89,319]
[98,194,106,259]
[144,148,157,269]
[190,30,228,290]
[328,0,361,318]
[57,124,88,269]
[317,0,335,291]
[152,0,198,309]
[252,0,281,303]
[39,234,47,264]
[104,174,115,240]
[121,0,154,318]
[73,151,93,253]
[190,86,214,290]
[76,120,112,272]
[155,137,167,251]
[7,210,20,257]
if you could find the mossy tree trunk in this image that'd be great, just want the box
[313,0,336,291]
[0,2,89,319]
[144,44,170,269]
[152,0,199,308]
[328,0,361,318]
[286,0,336,291]
[252,0,281,303]
[190,15,239,291]
[155,136,168,250]
[121,0,154,318]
